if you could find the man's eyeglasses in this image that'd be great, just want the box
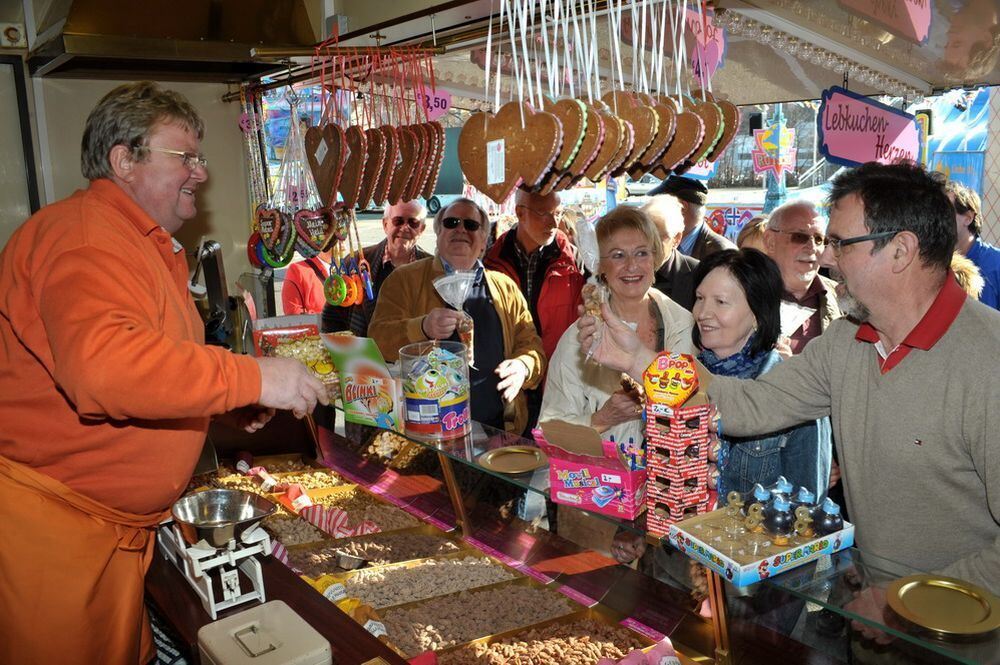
[826,230,901,257]
[516,204,559,222]
[442,217,483,232]
[143,147,208,170]
[770,228,828,247]
[601,248,654,265]
[390,217,422,229]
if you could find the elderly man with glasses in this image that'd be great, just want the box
[582,162,1000,608]
[763,200,843,356]
[322,199,430,336]
[369,198,545,435]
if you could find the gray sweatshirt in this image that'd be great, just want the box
[708,298,1000,594]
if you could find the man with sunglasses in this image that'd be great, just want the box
[763,200,842,355]
[582,162,1000,603]
[321,199,430,336]
[369,198,545,435]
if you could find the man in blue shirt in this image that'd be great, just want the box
[948,182,1000,310]
[647,175,734,260]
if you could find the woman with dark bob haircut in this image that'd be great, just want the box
[692,249,832,501]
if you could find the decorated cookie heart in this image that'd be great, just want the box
[304,124,347,208]
[404,123,431,202]
[629,93,676,179]
[421,121,446,200]
[294,208,334,255]
[607,115,636,178]
[677,99,724,172]
[387,125,418,205]
[650,99,705,179]
[557,102,604,191]
[706,99,740,163]
[458,101,563,204]
[372,126,398,207]
[337,126,367,210]
[255,204,287,252]
[603,91,657,177]
[582,103,622,183]
[357,128,386,210]
[537,97,587,195]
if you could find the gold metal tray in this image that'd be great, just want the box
[887,574,1000,638]
[478,446,548,474]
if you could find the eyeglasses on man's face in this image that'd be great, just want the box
[142,146,208,170]
[516,204,560,222]
[770,228,828,247]
[601,248,655,265]
[390,217,422,229]
[826,230,901,257]
[441,216,483,232]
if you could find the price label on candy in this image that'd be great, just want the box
[644,353,699,407]
[421,89,451,121]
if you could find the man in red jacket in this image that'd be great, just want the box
[484,189,584,431]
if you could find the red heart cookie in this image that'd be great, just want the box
[421,122,446,200]
[357,128,386,210]
[372,126,398,207]
[603,91,657,177]
[537,97,587,195]
[337,126,367,210]
[387,126,418,205]
[706,99,740,163]
[458,101,563,205]
[255,205,287,252]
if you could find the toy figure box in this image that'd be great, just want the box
[534,420,647,519]
[667,509,855,587]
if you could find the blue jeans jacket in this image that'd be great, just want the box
[717,351,833,501]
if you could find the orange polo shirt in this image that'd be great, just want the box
[0,179,261,514]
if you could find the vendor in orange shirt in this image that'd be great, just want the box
[0,82,328,665]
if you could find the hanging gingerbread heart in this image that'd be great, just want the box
[706,99,740,163]
[421,121,446,200]
[372,125,398,207]
[629,93,676,179]
[337,125,367,210]
[537,97,587,195]
[255,204,289,253]
[650,101,705,179]
[676,99,724,173]
[458,101,563,205]
[403,123,431,202]
[304,124,347,208]
[554,102,603,191]
[358,128,386,210]
[582,103,622,183]
[603,91,657,177]
[294,208,334,255]
[388,125,418,205]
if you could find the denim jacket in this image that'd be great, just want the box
[717,350,833,500]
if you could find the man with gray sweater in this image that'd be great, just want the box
[584,162,1000,599]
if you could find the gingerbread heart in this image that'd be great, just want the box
[582,103,621,183]
[650,101,705,179]
[629,93,676,179]
[706,99,740,163]
[603,91,657,177]
[387,126,418,205]
[294,208,334,255]
[421,121,446,200]
[337,125,367,210]
[557,103,604,191]
[458,101,562,204]
[255,205,287,252]
[681,99,724,169]
[404,123,431,202]
[304,124,347,208]
[605,113,635,178]
[372,126,398,207]
[537,97,587,195]
[357,128,386,210]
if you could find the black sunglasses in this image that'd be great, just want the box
[390,217,422,229]
[442,217,483,232]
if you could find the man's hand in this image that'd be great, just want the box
[611,531,647,564]
[255,357,329,419]
[215,406,277,433]
[495,359,529,403]
[578,303,654,377]
[845,585,896,645]
[829,459,842,490]
[422,308,465,340]
[591,390,642,432]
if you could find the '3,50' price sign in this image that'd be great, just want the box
[421,89,451,121]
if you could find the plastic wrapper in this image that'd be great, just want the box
[253,319,339,399]
[433,271,477,367]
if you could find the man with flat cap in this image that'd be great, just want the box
[648,175,734,260]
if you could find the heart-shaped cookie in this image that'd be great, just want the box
[294,208,333,256]
[404,123,432,202]
[304,124,347,208]
[357,128,386,210]
[372,126,398,206]
[422,121,446,199]
[537,97,587,195]
[629,93,676,179]
[682,99,724,168]
[388,126,419,205]
[650,100,705,179]
[458,101,562,204]
[337,126,367,210]
[606,114,635,177]
[706,99,740,163]
[556,102,604,191]
[255,204,287,252]
[603,91,657,177]
[582,103,621,183]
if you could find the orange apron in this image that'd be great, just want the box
[0,454,168,665]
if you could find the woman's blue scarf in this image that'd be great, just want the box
[697,335,770,379]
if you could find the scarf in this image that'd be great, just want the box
[697,334,771,379]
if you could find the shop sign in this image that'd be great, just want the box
[818,86,921,167]
[688,8,727,81]
[932,151,985,196]
[837,0,932,45]
[751,123,797,177]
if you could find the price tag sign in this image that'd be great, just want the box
[486,139,506,185]
[421,89,452,121]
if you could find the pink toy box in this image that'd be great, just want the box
[534,420,647,520]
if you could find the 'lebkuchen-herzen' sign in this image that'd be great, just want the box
[837,0,932,45]
[818,87,922,168]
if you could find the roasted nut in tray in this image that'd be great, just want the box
[288,533,462,576]
[311,488,419,532]
[382,585,573,656]
[263,516,328,547]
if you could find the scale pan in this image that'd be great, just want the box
[171,489,276,548]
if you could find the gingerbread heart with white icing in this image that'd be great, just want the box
[357,128,386,210]
[603,91,657,177]
[304,124,346,208]
[459,101,563,205]
[372,126,398,207]
[256,204,290,253]
[337,126,367,210]
[294,208,334,255]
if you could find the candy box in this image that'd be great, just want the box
[667,508,855,587]
[322,333,400,431]
[534,421,647,520]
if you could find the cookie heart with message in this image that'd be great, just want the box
[294,208,334,255]
[458,101,563,204]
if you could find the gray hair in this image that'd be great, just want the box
[383,199,428,222]
[81,81,205,181]
[433,197,492,237]
[642,195,686,239]
[767,200,821,230]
